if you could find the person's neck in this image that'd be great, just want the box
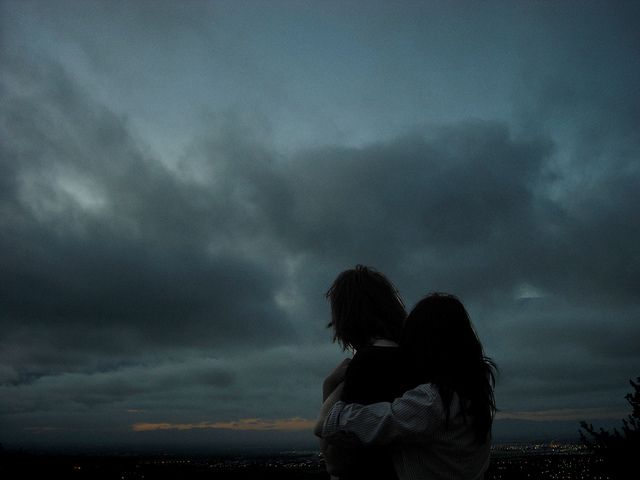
[370,338,399,347]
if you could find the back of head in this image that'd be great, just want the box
[402,293,497,443]
[326,265,406,351]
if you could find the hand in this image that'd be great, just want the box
[323,358,351,401]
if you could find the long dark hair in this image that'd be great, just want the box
[326,265,406,351]
[401,292,497,443]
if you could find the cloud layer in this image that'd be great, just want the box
[1,0,639,449]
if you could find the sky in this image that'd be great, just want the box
[1,0,639,452]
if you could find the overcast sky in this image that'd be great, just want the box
[1,0,639,451]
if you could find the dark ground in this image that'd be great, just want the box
[0,450,615,479]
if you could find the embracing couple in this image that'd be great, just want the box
[314,265,497,480]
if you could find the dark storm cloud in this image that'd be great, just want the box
[280,118,639,308]
[508,3,640,306]
[1,356,235,414]
[0,56,295,382]
[282,124,551,284]
[488,297,639,409]
[279,115,639,414]
[2,49,639,412]
[1,0,640,447]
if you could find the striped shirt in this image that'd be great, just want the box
[320,383,490,480]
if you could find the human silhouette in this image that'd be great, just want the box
[317,293,497,480]
[321,265,411,480]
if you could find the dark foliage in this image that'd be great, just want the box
[580,377,640,478]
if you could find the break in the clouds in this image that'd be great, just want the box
[1,0,639,449]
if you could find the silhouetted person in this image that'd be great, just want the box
[321,265,410,480]
[318,293,497,480]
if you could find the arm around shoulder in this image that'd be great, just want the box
[319,383,444,446]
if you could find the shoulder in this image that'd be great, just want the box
[392,383,445,417]
[342,346,406,403]
[404,383,441,401]
[351,345,402,363]
[390,384,447,429]
[346,346,402,375]
[344,347,379,379]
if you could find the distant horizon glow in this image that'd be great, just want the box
[132,417,316,432]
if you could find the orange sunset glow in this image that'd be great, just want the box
[132,417,316,432]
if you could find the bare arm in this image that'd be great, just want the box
[316,382,344,437]
[318,382,354,477]
[317,358,362,476]
[322,358,351,401]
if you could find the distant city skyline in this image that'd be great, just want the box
[1,0,639,451]
[0,441,609,480]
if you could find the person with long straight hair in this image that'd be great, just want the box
[317,293,497,480]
